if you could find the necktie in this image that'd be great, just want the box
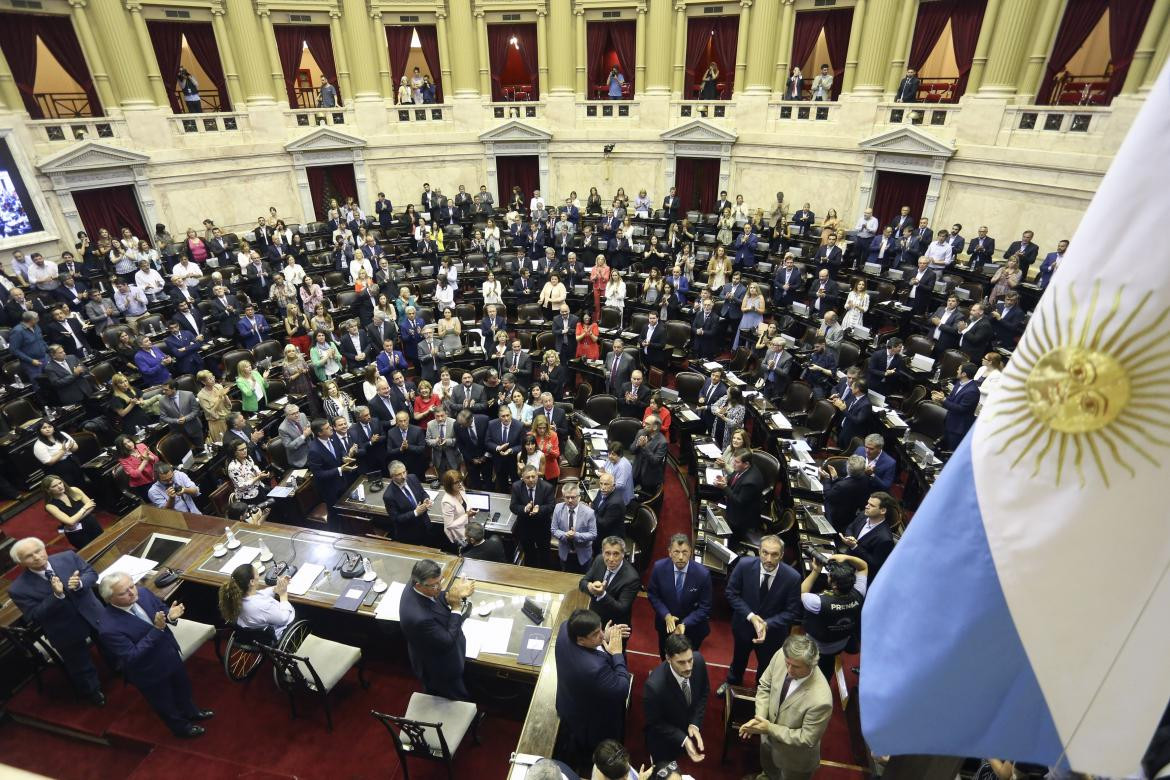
[675,568,685,597]
[568,506,576,530]
[681,677,692,706]
[131,603,152,624]
[401,483,416,506]
[326,439,337,460]
[603,568,614,589]
[762,571,773,594]
[43,566,55,582]
[512,353,519,369]
[502,423,510,442]
[363,423,370,438]
[777,675,793,707]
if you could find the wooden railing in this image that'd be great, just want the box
[172,92,224,113]
[34,92,95,119]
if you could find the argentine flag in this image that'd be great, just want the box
[861,63,1170,777]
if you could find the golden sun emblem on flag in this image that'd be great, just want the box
[985,283,1170,487]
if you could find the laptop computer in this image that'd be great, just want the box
[910,353,935,372]
[863,262,883,275]
[791,302,809,317]
[705,505,733,537]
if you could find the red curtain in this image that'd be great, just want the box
[183,22,231,111]
[871,172,929,229]
[303,26,340,105]
[514,24,538,97]
[710,16,739,96]
[0,13,41,117]
[587,22,609,88]
[386,26,414,95]
[273,25,306,106]
[415,25,444,102]
[488,24,538,99]
[950,0,987,99]
[823,8,853,100]
[72,186,148,242]
[685,19,712,96]
[495,155,539,207]
[609,21,636,94]
[1107,0,1156,99]
[791,11,829,76]
[146,21,185,113]
[906,1,954,72]
[1036,0,1109,104]
[36,15,104,117]
[675,157,720,215]
[307,164,357,220]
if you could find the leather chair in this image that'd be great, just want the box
[837,341,861,370]
[937,349,969,382]
[599,307,622,331]
[221,349,253,380]
[674,371,705,406]
[905,334,935,358]
[253,340,285,365]
[157,433,194,466]
[793,399,838,450]
[778,381,814,419]
[583,394,619,427]
[172,618,216,662]
[516,303,543,324]
[625,504,658,573]
[606,416,643,451]
[907,401,947,448]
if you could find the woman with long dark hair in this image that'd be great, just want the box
[217,563,295,637]
[43,475,103,549]
[115,435,159,501]
[34,421,89,489]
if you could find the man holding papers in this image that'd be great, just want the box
[399,559,476,701]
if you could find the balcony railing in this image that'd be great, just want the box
[169,111,249,135]
[29,116,124,143]
[1006,106,1107,135]
[395,104,450,123]
[880,103,961,127]
[674,100,734,121]
[486,101,542,120]
[34,91,96,119]
[1044,73,1111,107]
[172,92,225,113]
[285,107,349,127]
[772,100,840,122]
[912,77,960,104]
[578,100,638,121]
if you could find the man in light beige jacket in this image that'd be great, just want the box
[739,633,833,780]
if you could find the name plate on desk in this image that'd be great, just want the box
[517,625,552,666]
[334,579,374,612]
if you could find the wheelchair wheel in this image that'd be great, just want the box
[272,619,312,688]
[224,632,265,681]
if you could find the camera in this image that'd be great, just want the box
[803,544,831,568]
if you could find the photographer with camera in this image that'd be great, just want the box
[800,551,867,683]
[177,67,201,114]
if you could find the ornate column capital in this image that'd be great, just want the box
[210,1,226,16]
[435,9,448,19]
[536,8,548,17]
[636,2,647,14]
[68,0,88,9]
[674,2,686,12]
[739,0,752,8]
[256,3,272,18]
[123,0,143,12]
[329,7,342,19]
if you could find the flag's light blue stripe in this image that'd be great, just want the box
[860,436,1065,765]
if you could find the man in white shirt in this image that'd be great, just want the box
[172,256,203,288]
[134,261,166,301]
[923,229,954,271]
[529,190,545,214]
[852,208,878,246]
[27,254,59,291]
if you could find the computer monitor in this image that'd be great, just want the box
[139,532,190,567]
[911,353,935,372]
[705,536,735,564]
[466,493,491,511]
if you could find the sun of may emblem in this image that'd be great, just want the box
[985,283,1170,486]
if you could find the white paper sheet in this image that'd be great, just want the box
[771,411,792,428]
[482,617,514,654]
[590,437,608,451]
[461,618,485,658]
[374,581,406,620]
[704,467,723,485]
[680,409,699,422]
[697,442,722,459]
[99,554,157,583]
[217,546,260,574]
[286,563,325,595]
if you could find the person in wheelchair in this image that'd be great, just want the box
[218,563,296,640]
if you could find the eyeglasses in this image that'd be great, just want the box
[654,762,679,778]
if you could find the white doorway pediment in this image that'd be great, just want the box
[284,127,368,153]
[858,127,955,158]
[660,119,738,145]
[38,141,150,176]
[478,120,553,143]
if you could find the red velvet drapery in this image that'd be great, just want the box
[685,19,712,96]
[1106,0,1156,99]
[0,14,41,117]
[950,0,987,99]
[822,9,853,100]
[272,25,340,107]
[906,0,954,72]
[72,186,148,242]
[495,155,540,207]
[386,26,415,95]
[791,11,830,78]
[871,171,929,229]
[303,26,340,105]
[415,25,444,102]
[306,164,358,221]
[587,21,636,95]
[684,16,739,97]
[790,9,853,100]
[710,16,739,97]
[146,21,185,113]
[488,24,538,100]
[182,22,231,111]
[1036,0,1109,104]
[675,157,720,215]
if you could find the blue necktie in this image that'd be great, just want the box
[674,569,685,597]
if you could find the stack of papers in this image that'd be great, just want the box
[462,616,514,659]
[373,582,407,620]
[100,554,157,583]
[702,361,722,371]
[704,467,723,485]
[697,442,723,459]
[287,563,325,595]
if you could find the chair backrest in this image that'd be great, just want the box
[0,624,64,675]
[253,340,285,365]
[89,360,117,386]
[751,450,781,493]
[806,399,838,432]
[266,439,289,471]
[628,312,648,334]
[779,381,813,416]
[157,433,192,466]
[573,381,593,410]
[599,307,622,330]
[901,384,929,418]
[606,416,643,450]
[3,398,39,428]
[371,710,455,766]
[910,401,947,440]
[729,347,751,372]
[583,395,618,426]
[534,331,556,352]
[627,504,657,565]
[905,335,935,357]
[136,314,164,337]
[323,271,346,288]
[937,349,968,382]
[222,349,253,380]
[837,341,861,370]
[71,430,102,464]
[674,371,705,405]
[265,644,325,694]
[664,320,691,350]
[266,379,288,403]
[517,303,543,323]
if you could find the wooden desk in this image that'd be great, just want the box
[333,475,518,539]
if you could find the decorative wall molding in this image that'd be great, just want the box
[478,120,554,143]
[858,127,955,158]
[857,128,955,223]
[481,121,552,199]
[35,141,157,239]
[660,119,736,198]
[660,118,738,145]
[285,128,372,222]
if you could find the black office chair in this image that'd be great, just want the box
[674,371,705,406]
[582,395,619,426]
[606,417,643,451]
[907,402,947,448]
[221,349,253,380]
[624,504,658,573]
[837,340,861,370]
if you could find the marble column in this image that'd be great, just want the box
[977,0,1041,98]
[0,44,21,112]
[435,11,454,101]
[446,0,481,98]
[851,0,899,96]
[840,0,866,93]
[371,13,393,99]
[547,0,574,94]
[256,5,290,105]
[1122,0,1170,94]
[223,0,276,104]
[634,5,648,94]
[732,1,752,97]
[671,2,687,97]
[126,1,170,108]
[744,0,778,93]
[644,0,673,94]
[87,0,154,108]
[340,0,377,99]
[210,3,247,109]
[772,0,796,94]
[965,0,1002,93]
[537,9,551,97]
[1017,0,1062,103]
[476,11,492,97]
[329,10,354,101]
[575,10,587,96]
[884,0,918,94]
[1141,4,1170,92]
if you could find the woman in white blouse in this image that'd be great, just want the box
[282,255,305,286]
[481,271,504,306]
[842,279,870,331]
[974,352,1004,414]
[434,276,456,310]
[219,563,296,637]
[538,272,568,315]
[732,194,750,222]
[439,469,475,546]
[483,219,501,262]
[226,440,270,503]
[604,270,627,317]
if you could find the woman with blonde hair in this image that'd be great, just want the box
[715,427,751,474]
[235,359,269,413]
[604,269,627,320]
[820,208,841,245]
[989,257,1021,305]
[196,369,231,442]
[284,302,312,356]
[842,278,870,331]
[218,562,296,636]
[108,372,158,434]
[588,255,611,321]
[281,343,320,414]
[439,469,475,547]
[531,414,560,481]
[412,379,441,424]
[322,378,356,424]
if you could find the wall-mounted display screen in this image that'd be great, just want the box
[0,138,44,238]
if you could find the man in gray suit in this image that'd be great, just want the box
[445,371,487,416]
[277,403,312,468]
[44,344,95,405]
[818,311,844,360]
[602,338,635,396]
[158,380,205,452]
[426,406,462,474]
[631,414,669,496]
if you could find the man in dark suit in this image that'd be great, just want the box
[235,304,269,350]
[695,369,728,428]
[719,535,802,691]
[661,187,680,222]
[266,235,290,267]
[350,406,385,474]
[367,312,399,352]
[691,299,720,360]
[868,227,899,269]
[719,272,747,338]
[857,433,897,491]
[498,339,532,383]
[479,304,508,349]
[638,312,668,370]
[243,254,273,301]
[9,539,106,705]
[715,192,732,216]
[904,257,938,315]
[894,67,920,102]
[819,455,874,533]
[590,472,627,556]
[171,300,204,337]
[399,559,475,700]
[929,295,964,356]
[714,449,766,541]
[386,410,428,480]
[772,255,804,308]
[957,303,993,361]
[887,206,914,237]
[838,492,898,581]
[578,537,641,629]
[382,459,433,545]
[834,377,874,448]
[619,369,652,418]
[509,466,556,567]
[992,291,1026,347]
[965,226,996,271]
[644,634,709,764]
[807,269,839,316]
[866,337,904,395]
[1003,230,1039,279]
[602,339,635,396]
[461,520,507,562]
[932,362,980,451]
[97,572,212,737]
[555,609,632,765]
[646,535,712,658]
[455,410,492,489]
[534,393,569,443]
[42,306,88,356]
[307,419,357,515]
[44,344,96,404]
[551,304,579,365]
[812,234,843,277]
[486,406,525,490]
[338,319,373,368]
[163,321,205,376]
[206,229,231,265]
[631,415,668,495]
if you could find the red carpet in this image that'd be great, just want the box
[0,722,148,779]
[125,748,296,780]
